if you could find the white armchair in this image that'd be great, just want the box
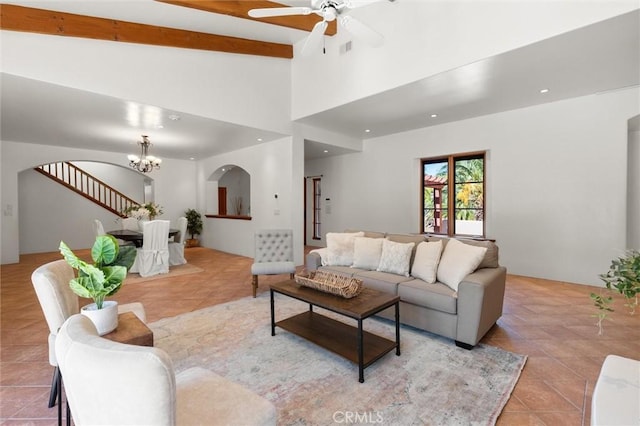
[250,229,296,298]
[56,314,277,425]
[31,260,146,421]
[169,216,188,266]
[130,220,170,277]
[93,219,106,237]
[95,218,133,247]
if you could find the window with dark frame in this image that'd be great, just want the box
[313,178,322,240]
[421,151,485,237]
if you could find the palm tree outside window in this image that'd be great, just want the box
[422,151,485,237]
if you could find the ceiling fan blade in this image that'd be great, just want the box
[301,20,329,56]
[248,7,313,18]
[338,15,384,47]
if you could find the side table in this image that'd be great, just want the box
[103,311,154,346]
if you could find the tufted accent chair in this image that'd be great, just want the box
[250,229,296,297]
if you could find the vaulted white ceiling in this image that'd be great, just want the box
[1,2,638,160]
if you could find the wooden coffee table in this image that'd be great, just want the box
[103,312,153,346]
[270,279,400,383]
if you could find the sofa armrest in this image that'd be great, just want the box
[455,266,506,347]
[305,250,324,271]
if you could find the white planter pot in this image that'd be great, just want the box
[81,300,119,335]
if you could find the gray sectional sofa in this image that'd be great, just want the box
[305,231,506,349]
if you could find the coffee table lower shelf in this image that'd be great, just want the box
[276,311,397,371]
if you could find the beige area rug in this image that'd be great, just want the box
[124,263,204,284]
[150,293,527,425]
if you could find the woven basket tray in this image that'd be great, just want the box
[294,270,363,299]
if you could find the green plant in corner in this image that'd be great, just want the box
[185,208,203,239]
[591,249,640,335]
[59,235,137,309]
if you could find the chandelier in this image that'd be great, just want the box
[128,135,161,173]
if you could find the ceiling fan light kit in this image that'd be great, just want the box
[248,0,395,56]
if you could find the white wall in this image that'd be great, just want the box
[1,31,292,135]
[18,168,121,254]
[197,137,305,265]
[1,141,197,263]
[291,1,638,119]
[304,88,640,286]
[71,161,146,202]
[629,129,640,249]
[219,167,250,215]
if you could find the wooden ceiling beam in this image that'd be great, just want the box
[155,0,337,35]
[0,4,293,59]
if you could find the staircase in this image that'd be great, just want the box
[34,162,140,217]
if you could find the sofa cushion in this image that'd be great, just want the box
[345,229,386,239]
[398,279,457,314]
[410,240,443,284]
[428,237,499,269]
[436,239,487,291]
[386,233,426,263]
[351,237,383,270]
[377,239,415,277]
[462,240,499,269]
[325,232,364,266]
[353,270,412,295]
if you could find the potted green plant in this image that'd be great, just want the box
[59,235,137,335]
[591,249,640,335]
[184,208,203,248]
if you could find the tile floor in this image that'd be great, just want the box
[1,247,638,425]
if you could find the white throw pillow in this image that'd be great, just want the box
[309,248,328,266]
[411,240,443,284]
[436,239,487,291]
[377,239,415,277]
[325,232,365,266]
[351,237,383,270]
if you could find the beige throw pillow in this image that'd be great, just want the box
[411,240,443,284]
[377,239,415,277]
[351,237,383,270]
[325,232,365,266]
[436,238,487,291]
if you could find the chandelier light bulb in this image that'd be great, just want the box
[128,135,161,173]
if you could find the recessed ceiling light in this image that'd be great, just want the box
[189,157,195,161]
[430,114,438,118]
[540,88,549,94]
[168,114,181,121]
[364,129,371,133]
[257,138,263,142]
[157,125,164,129]
[323,150,329,153]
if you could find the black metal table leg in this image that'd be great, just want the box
[270,289,275,336]
[395,301,401,356]
[48,367,59,408]
[57,368,62,426]
[358,319,364,383]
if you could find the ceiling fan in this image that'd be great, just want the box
[249,0,396,56]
